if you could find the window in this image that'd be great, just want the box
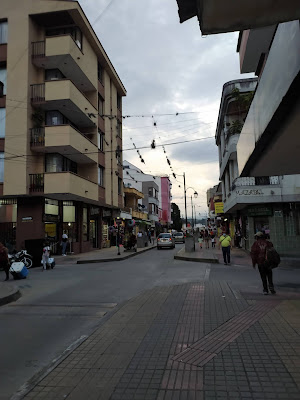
[97,130,104,151]
[45,69,65,81]
[0,152,4,182]
[0,67,7,95]
[45,154,77,174]
[46,26,82,49]
[98,62,103,83]
[0,108,5,138]
[118,177,122,195]
[63,201,76,223]
[117,94,121,110]
[45,199,59,215]
[0,22,8,44]
[46,111,68,126]
[98,95,104,115]
[82,207,88,241]
[98,165,104,186]
[117,121,122,137]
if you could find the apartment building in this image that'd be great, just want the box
[216,78,300,255]
[0,0,126,254]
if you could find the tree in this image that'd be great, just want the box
[171,203,182,231]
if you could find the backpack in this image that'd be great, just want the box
[266,247,281,268]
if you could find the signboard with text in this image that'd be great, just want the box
[214,202,224,214]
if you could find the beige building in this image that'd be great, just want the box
[0,0,126,255]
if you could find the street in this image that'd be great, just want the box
[1,246,300,399]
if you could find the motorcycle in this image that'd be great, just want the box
[8,250,33,269]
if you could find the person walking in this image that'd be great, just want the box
[251,232,276,295]
[219,232,232,265]
[61,231,68,256]
[198,231,203,249]
[211,235,216,248]
[0,242,9,281]
[204,229,210,249]
[42,241,51,271]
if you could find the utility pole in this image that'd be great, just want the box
[191,195,194,232]
[184,172,187,229]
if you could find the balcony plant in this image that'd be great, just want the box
[31,108,44,128]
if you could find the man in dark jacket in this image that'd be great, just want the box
[0,242,9,281]
[251,232,276,295]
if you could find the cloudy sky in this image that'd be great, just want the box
[81,0,253,218]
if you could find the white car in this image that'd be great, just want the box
[157,233,175,249]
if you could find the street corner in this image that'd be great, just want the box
[0,281,21,306]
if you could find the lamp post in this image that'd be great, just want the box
[184,185,198,232]
[115,217,122,255]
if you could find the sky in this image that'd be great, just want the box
[80,0,253,218]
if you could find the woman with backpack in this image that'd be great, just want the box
[0,242,9,281]
[250,232,279,295]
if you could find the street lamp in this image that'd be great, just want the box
[177,173,198,232]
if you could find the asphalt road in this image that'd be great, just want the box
[1,245,299,399]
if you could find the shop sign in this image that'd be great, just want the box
[22,216,32,222]
[103,209,111,217]
[236,189,263,196]
[43,214,60,223]
[274,210,283,217]
[90,207,100,216]
[214,202,224,214]
[247,206,273,217]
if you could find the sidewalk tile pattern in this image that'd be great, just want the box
[23,282,300,400]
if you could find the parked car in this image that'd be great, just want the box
[157,233,175,249]
[173,232,185,243]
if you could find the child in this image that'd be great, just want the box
[42,242,51,271]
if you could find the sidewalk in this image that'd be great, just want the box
[0,281,21,306]
[54,242,157,265]
[175,245,300,268]
[20,280,300,400]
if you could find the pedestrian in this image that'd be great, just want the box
[0,242,9,281]
[148,230,151,243]
[42,241,51,271]
[211,235,216,248]
[251,232,276,295]
[219,232,232,265]
[204,229,210,249]
[198,232,203,249]
[61,231,68,256]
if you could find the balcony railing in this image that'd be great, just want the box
[31,84,45,102]
[32,41,45,58]
[231,176,279,191]
[29,174,44,192]
[30,127,45,146]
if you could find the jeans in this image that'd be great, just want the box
[62,241,68,255]
[258,264,274,292]
[42,255,49,270]
[222,246,230,264]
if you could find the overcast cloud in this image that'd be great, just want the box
[81,0,253,217]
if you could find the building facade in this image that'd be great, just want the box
[0,0,126,254]
[216,79,300,255]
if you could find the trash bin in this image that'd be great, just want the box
[25,239,44,268]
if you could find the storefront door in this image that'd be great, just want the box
[254,217,270,238]
[90,219,98,248]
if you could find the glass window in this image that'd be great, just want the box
[0,67,7,95]
[46,111,68,126]
[46,26,82,49]
[0,22,8,44]
[117,121,122,137]
[117,94,121,110]
[98,95,104,115]
[63,204,76,223]
[45,154,77,174]
[97,130,104,151]
[0,152,4,182]
[45,198,59,215]
[45,69,65,81]
[98,166,104,187]
[0,108,5,138]
[83,207,88,241]
[98,62,103,83]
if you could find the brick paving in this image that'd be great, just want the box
[23,282,300,400]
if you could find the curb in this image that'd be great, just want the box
[77,245,156,264]
[174,248,219,264]
[0,286,21,307]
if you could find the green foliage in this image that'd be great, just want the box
[171,202,182,231]
[229,119,243,135]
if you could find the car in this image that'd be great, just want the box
[173,232,185,243]
[157,233,175,249]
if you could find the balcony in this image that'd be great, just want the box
[132,209,148,221]
[30,80,97,128]
[224,176,281,213]
[30,126,98,164]
[29,172,99,203]
[176,0,300,35]
[31,36,96,92]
